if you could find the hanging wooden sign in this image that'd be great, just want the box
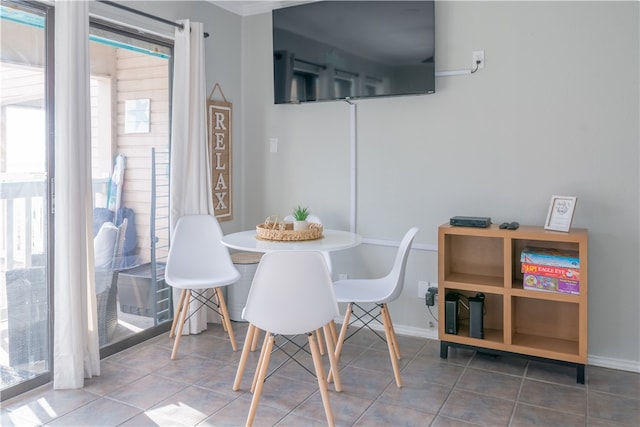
[207,83,232,221]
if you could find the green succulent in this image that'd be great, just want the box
[292,205,310,221]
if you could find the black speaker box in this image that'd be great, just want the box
[469,293,485,339]
[445,293,459,335]
[449,216,492,228]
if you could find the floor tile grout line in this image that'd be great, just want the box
[197,387,258,427]
[326,330,409,427]
[457,351,532,427]
[512,401,589,420]
[507,361,529,427]
[46,393,116,425]
[425,347,475,426]
[102,396,148,427]
[464,363,530,379]
[5,385,106,425]
[584,371,590,424]
[342,338,386,426]
[523,377,589,391]
[587,387,640,400]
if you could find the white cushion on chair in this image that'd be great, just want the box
[94,221,118,270]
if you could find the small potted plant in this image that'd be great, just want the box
[292,205,310,230]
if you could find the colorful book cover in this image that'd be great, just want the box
[520,247,580,268]
[521,263,580,281]
[523,273,580,295]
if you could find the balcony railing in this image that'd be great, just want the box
[0,174,109,270]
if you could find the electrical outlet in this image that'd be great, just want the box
[418,280,430,298]
[338,273,348,280]
[269,138,278,153]
[472,50,485,69]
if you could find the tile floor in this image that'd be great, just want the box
[2,321,639,426]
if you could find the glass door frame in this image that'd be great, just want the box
[0,0,55,402]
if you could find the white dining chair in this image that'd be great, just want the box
[165,214,240,359]
[236,250,341,427]
[282,213,333,353]
[331,227,419,388]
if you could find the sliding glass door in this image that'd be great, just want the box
[0,0,53,398]
[1,1,174,400]
[88,21,173,353]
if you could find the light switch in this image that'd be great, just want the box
[269,138,278,153]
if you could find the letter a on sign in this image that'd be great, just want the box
[207,83,232,221]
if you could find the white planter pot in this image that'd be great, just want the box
[293,220,308,231]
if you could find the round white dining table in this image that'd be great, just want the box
[221,229,362,253]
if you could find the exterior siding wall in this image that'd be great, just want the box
[115,49,170,265]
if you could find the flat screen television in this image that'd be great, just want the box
[272,1,435,104]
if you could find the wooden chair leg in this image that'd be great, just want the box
[327,303,353,382]
[323,323,342,392]
[215,287,237,351]
[336,303,353,361]
[251,332,272,394]
[316,329,326,355]
[309,332,336,427]
[381,304,402,387]
[328,303,352,383]
[246,333,274,427]
[329,320,338,345]
[218,294,228,332]
[169,289,187,338]
[233,323,256,391]
[251,328,261,352]
[171,290,192,360]
[334,303,352,361]
[382,303,401,360]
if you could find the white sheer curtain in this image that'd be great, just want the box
[53,0,100,389]
[170,20,214,334]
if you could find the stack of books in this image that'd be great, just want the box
[520,247,580,295]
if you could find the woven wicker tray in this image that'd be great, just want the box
[256,219,323,241]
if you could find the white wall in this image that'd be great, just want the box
[241,1,640,370]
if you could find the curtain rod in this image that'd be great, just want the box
[97,1,209,38]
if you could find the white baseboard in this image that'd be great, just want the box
[334,318,640,373]
[392,323,439,341]
[333,317,438,341]
[588,355,640,373]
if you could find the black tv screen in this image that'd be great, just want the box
[272,1,435,104]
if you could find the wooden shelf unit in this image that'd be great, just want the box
[438,224,588,383]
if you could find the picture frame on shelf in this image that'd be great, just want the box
[544,195,577,232]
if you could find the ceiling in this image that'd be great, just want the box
[209,1,312,16]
